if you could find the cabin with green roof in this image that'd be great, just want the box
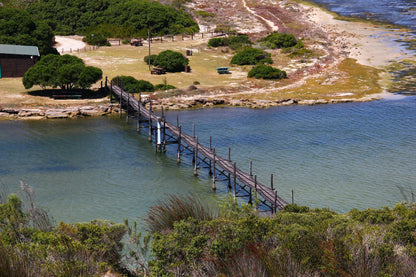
[0,44,40,78]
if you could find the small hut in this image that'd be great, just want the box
[0,44,40,78]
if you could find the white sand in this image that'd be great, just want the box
[54,36,86,53]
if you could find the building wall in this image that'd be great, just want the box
[0,54,38,78]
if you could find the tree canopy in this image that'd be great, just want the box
[259,31,298,49]
[230,48,273,65]
[111,76,154,93]
[27,0,199,37]
[23,54,102,90]
[248,64,287,80]
[0,7,56,55]
[149,50,189,73]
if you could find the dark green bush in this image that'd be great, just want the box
[144,54,158,65]
[207,35,252,49]
[28,0,199,37]
[83,33,110,46]
[111,76,154,92]
[260,32,298,49]
[154,84,176,91]
[152,50,189,72]
[247,64,287,80]
[230,48,273,65]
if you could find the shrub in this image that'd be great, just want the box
[207,35,252,49]
[230,48,273,65]
[155,84,176,91]
[260,32,298,49]
[144,54,158,65]
[82,33,110,46]
[111,76,154,93]
[152,50,189,72]
[248,64,287,80]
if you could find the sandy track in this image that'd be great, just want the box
[54,36,86,53]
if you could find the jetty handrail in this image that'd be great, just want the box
[111,84,288,211]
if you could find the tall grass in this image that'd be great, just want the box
[144,194,219,233]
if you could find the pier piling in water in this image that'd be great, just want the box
[109,83,288,212]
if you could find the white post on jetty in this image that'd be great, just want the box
[156,118,162,152]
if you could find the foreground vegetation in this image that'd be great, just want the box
[2,185,416,276]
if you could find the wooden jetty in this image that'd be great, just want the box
[109,80,288,212]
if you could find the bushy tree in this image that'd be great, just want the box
[230,48,273,65]
[28,0,199,37]
[111,76,154,92]
[144,54,158,65]
[260,31,298,49]
[23,54,102,90]
[82,33,111,46]
[0,7,56,55]
[152,50,189,72]
[248,64,287,80]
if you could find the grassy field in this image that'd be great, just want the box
[74,37,249,90]
[0,34,389,107]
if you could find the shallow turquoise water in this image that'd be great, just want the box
[1,95,415,223]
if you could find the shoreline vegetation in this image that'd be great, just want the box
[3,187,416,276]
[1,0,415,119]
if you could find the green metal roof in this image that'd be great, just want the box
[0,44,40,56]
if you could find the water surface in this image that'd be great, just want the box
[1,96,415,223]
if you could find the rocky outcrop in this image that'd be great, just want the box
[0,105,117,120]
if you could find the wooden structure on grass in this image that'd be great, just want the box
[108,78,288,212]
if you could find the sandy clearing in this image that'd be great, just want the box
[54,36,86,53]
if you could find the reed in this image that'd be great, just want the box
[144,194,218,233]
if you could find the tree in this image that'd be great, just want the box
[152,50,189,72]
[259,32,298,49]
[111,76,154,92]
[23,54,102,90]
[230,48,273,65]
[248,64,287,80]
[0,7,56,55]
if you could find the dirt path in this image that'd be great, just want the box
[241,0,279,31]
[54,36,86,53]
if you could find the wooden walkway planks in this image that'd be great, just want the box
[111,84,288,211]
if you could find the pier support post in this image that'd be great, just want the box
[233,162,237,199]
[148,102,152,142]
[249,161,253,177]
[208,136,212,175]
[212,148,216,191]
[291,189,294,204]
[119,88,122,118]
[137,97,141,132]
[194,136,199,176]
[192,123,196,164]
[274,191,278,214]
[177,126,182,163]
[110,80,113,103]
[126,93,130,123]
[248,187,252,205]
[254,175,258,210]
[271,174,274,191]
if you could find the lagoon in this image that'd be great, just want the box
[1,95,415,223]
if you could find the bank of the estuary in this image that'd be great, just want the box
[1,0,414,116]
[0,104,118,120]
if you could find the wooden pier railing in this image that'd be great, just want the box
[110,83,288,212]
